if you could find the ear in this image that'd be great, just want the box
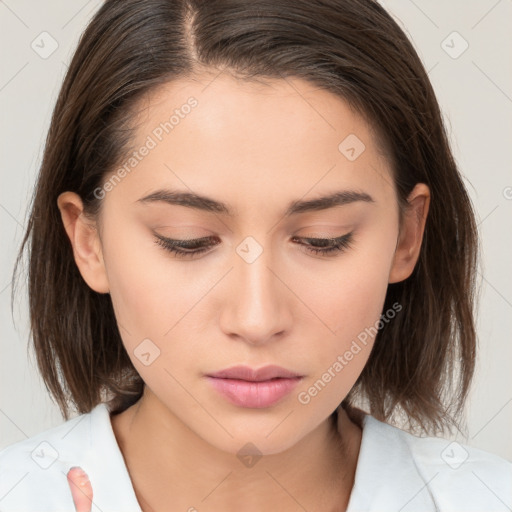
[388,183,430,284]
[57,191,110,293]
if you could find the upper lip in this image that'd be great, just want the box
[207,365,303,382]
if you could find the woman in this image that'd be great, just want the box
[1,0,510,510]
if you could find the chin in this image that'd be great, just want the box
[193,413,310,458]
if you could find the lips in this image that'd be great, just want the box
[206,364,303,382]
[206,365,304,408]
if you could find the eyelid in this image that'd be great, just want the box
[154,232,350,245]
[153,231,354,259]
[154,232,216,247]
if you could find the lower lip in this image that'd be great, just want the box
[206,376,303,408]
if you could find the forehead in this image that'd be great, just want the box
[110,72,396,214]
[133,72,381,153]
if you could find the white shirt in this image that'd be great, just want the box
[0,402,510,511]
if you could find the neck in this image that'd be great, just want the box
[111,389,362,512]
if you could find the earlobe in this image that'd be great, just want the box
[388,183,430,284]
[57,191,110,293]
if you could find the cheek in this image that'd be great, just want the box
[299,271,383,391]
[102,219,200,331]
[100,219,219,378]
[301,227,396,342]
[294,224,397,401]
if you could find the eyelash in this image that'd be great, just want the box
[154,232,354,259]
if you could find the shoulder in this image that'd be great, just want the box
[0,406,95,511]
[357,414,512,512]
[0,407,94,464]
[0,403,140,512]
[0,404,105,461]
[401,422,511,510]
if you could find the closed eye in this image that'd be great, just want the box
[154,232,354,259]
[292,233,353,255]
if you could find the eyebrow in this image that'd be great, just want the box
[137,188,375,217]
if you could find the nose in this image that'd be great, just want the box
[219,240,293,346]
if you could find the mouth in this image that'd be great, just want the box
[205,365,304,408]
[206,364,303,381]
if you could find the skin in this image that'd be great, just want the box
[67,468,93,511]
[59,72,430,512]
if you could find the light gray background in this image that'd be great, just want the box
[1,1,511,460]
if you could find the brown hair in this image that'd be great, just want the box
[12,0,479,436]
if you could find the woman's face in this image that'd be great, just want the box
[61,73,428,455]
